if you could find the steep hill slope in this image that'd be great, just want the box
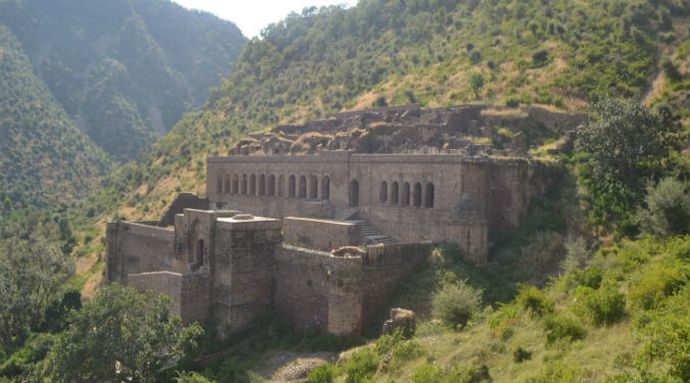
[0,0,246,160]
[96,0,687,222]
[0,26,110,211]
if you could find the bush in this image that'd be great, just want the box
[532,49,549,67]
[174,372,216,383]
[543,313,587,344]
[637,178,690,236]
[513,347,532,363]
[412,363,443,383]
[628,261,689,310]
[566,266,603,290]
[516,285,554,318]
[561,237,590,273]
[432,281,482,328]
[307,364,336,383]
[342,348,378,383]
[519,231,565,279]
[574,285,626,325]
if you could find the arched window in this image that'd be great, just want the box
[250,174,257,195]
[224,174,231,194]
[321,176,330,200]
[413,182,422,207]
[268,174,276,196]
[402,182,410,206]
[241,174,247,195]
[309,175,318,199]
[278,175,285,197]
[425,183,435,208]
[259,174,266,196]
[391,182,399,205]
[299,176,307,198]
[379,181,388,204]
[289,175,296,198]
[193,239,204,272]
[216,175,222,194]
[349,179,359,207]
[232,175,239,194]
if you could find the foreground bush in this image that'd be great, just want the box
[516,285,554,318]
[574,284,626,325]
[432,281,482,328]
[543,313,586,344]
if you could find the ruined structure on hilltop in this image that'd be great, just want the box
[107,104,583,337]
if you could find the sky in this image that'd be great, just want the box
[172,0,358,38]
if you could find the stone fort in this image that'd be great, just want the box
[107,104,582,337]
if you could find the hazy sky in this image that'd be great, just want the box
[172,0,358,38]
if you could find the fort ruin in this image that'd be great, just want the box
[107,104,582,336]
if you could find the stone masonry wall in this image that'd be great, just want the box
[361,243,430,328]
[106,221,175,283]
[283,217,361,250]
[211,216,282,337]
[127,271,183,316]
[274,245,364,336]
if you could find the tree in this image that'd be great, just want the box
[0,220,74,347]
[432,280,482,327]
[40,285,203,383]
[575,98,681,227]
[637,177,690,236]
[469,72,484,99]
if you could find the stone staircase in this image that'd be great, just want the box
[355,220,396,245]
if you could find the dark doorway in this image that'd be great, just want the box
[349,179,359,207]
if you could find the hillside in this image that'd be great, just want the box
[90,0,690,224]
[0,0,246,160]
[0,26,110,211]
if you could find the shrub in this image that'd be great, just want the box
[527,361,580,383]
[489,304,519,340]
[513,347,532,363]
[637,178,690,236]
[517,285,554,318]
[342,348,378,383]
[543,313,587,344]
[174,372,216,383]
[566,266,603,289]
[505,98,520,107]
[574,285,626,325]
[561,236,590,273]
[411,363,442,383]
[628,261,689,310]
[432,281,482,328]
[661,58,682,82]
[392,340,422,361]
[307,364,336,383]
[519,231,565,279]
[532,49,549,67]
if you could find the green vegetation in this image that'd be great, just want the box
[0,0,246,161]
[0,26,110,212]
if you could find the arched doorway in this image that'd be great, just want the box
[349,179,359,207]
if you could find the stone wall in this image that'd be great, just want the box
[274,245,364,336]
[128,271,183,315]
[106,221,175,283]
[283,217,361,250]
[361,243,430,328]
[274,243,431,335]
[206,152,551,262]
[212,215,282,337]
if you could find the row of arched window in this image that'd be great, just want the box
[379,181,434,208]
[216,173,331,200]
